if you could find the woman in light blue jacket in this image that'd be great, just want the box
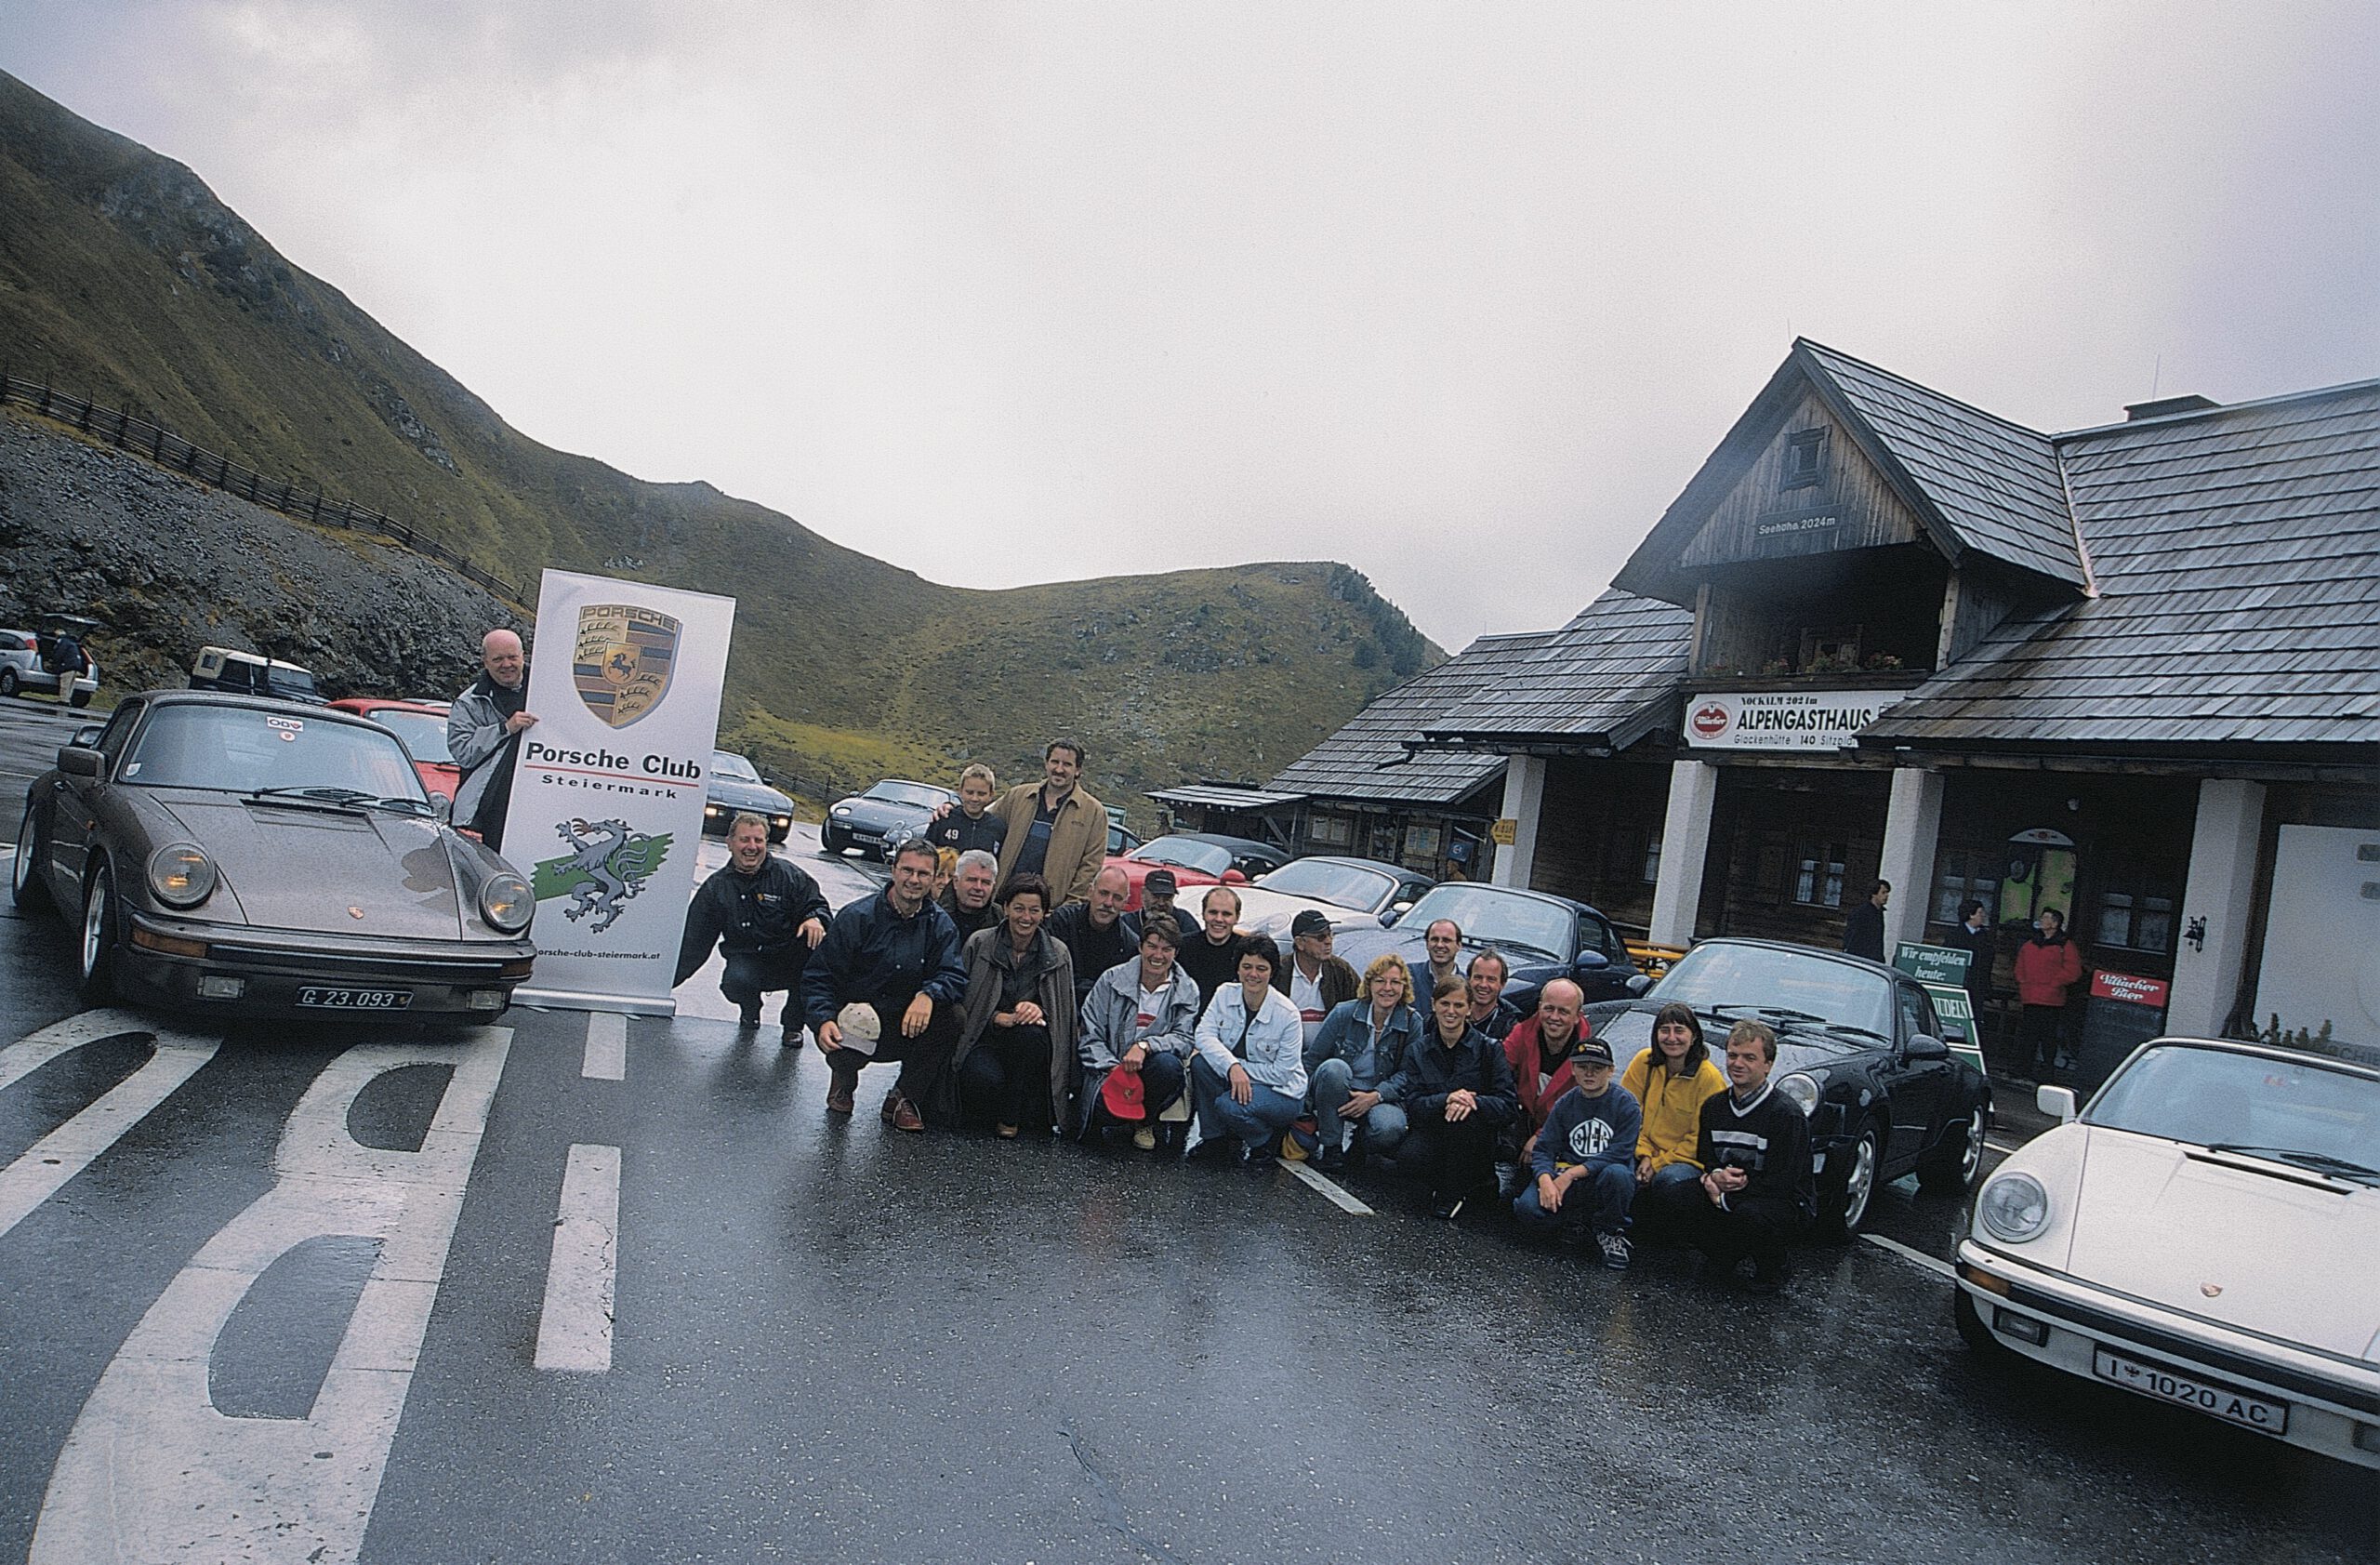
[1188,935,1309,1168]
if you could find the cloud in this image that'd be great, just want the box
[5,3,2376,649]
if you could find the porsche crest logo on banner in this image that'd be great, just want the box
[502,570,736,1015]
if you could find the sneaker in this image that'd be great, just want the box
[1596,1230,1633,1271]
[1131,1125,1158,1152]
[1431,1193,1465,1221]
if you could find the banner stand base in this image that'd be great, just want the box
[510,986,677,1018]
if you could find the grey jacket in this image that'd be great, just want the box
[952,927,1078,1129]
[447,673,522,829]
[1074,954,1202,1133]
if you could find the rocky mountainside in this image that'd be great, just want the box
[0,71,1438,818]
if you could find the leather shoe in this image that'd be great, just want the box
[826,1081,854,1116]
[880,1089,902,1125]
[890,1094,925,1134]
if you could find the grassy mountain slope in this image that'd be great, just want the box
[0,71,1439,818]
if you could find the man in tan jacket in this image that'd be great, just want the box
[985,739,1110,908]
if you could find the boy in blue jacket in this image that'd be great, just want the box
[1510,1038,1643,1269]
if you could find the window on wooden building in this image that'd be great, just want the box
[1792,839,1846,907]
[1643,833,1663,883]
[1307,813,1352,849]
[1782,428,1827,490]
[1403,822,1444,859]
[1930,850,2001,926]
[2093,855,2177,953]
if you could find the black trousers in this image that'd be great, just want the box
[828,996,961,1121]
[721,948,805,1015]
[957,1023,1054,1130]
[1689,1193,1803,1280]
[2019,1003,2068,1076]
[1397,1107,1501,1199]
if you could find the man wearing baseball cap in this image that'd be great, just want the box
[1511,1035,1644,1269]
[1139,868,1184,943]
[1273,909,1358,1053]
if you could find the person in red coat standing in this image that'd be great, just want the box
[2012,908,2086,1083]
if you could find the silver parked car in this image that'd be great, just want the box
[12,691,536,1017]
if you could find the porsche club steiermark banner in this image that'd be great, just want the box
[500,570,736,1015]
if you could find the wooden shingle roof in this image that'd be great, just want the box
[1263,631,1561,806]
[1418,590,1695,751]
[1868,378,2380,752]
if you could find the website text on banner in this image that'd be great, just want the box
[502,570,736,1015]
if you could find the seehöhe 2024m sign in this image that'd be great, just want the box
[1683,689,1906,751]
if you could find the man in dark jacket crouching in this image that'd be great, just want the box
[675,813,830,1044]
[802,838,968,1132]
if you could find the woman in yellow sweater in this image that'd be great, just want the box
[1620,1002,1727,1231]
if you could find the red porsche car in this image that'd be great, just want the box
[329,697,462,802]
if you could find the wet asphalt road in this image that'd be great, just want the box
[1,795,2374,1559]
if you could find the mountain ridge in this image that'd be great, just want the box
[0,69,1440,819]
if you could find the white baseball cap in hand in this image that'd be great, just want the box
[834,1001,881,1057]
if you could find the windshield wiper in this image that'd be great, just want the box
[249,786,372,807]
[1710,1003,1827,1025]
[1818,1023,1892,1044]
[2205,1145,2380,1184]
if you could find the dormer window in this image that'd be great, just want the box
[1782,428,1827,490]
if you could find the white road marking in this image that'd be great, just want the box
[0,1010,218,1240]
[1283,1158,1373,1215]
[1985,1138,2024,1155]
[535,1143,622,1373]
[582,1011,628,1080]
[31,1030,512,1565]
[1860,1230,1956,1279]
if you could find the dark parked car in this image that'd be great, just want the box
[822,778,957,859]
[1584,937,1994,1238]
[1334,882,1639,1014]
[703,750,796,842]
[11,691,536,1018]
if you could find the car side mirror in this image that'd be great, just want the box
[431,793,453,826]
[72,724,103,748]
[2038,1084,2078,1122]
[1905,1034,1950,1062]
[57,746,103,777]
[1573,950,1610,973]
[1380,905,1407,928]
[1624,972,1653,996]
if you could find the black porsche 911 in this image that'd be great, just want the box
[1583,937,1993,1239]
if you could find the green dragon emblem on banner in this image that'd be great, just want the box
[531,817,671,935]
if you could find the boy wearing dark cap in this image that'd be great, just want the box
[1511,1038,1644,1269]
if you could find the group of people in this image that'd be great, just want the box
[1848,875,2090,1085]
[671,739,1818,1292]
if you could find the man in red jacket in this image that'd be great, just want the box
[2012,908,2086,1083]
[1501,978,1589,1166]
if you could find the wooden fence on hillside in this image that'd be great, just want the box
[0,369,527,608]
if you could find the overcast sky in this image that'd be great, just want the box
[7,3,2376,649]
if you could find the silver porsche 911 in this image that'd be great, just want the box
[11,690,536,1018]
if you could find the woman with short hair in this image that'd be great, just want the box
[1187,935,1308,1168]
[952,873,1076,1137]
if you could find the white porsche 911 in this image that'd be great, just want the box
[1953,1034,2380,1470]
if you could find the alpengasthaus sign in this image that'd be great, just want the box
[1683,688,1907,751]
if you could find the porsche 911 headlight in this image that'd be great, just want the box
[146,842,218,908]
[478,871,534,934]
[1775,1070,1820,1117]
[1977,1171,2052,1242]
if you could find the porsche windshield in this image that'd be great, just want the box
[1253,859,1398,911]
[1647,943,1895,1038]
[374,710,455,764]
[123,706,426,801]
[2087,1044,2380,1175]
[713,751,763,784]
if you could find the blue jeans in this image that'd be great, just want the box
[1512,1160,1636,1237]
[1308,1057,1409,1156]
[1190,1054,1303,1153]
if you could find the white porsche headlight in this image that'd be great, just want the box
[147,842,218,908]
[1977,1171,2052,1242]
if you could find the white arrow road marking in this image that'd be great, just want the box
[534,1143,621,1373]
[581,1011,628,1081]
[30,1029,511,1565]
[0,1009,219,1240]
